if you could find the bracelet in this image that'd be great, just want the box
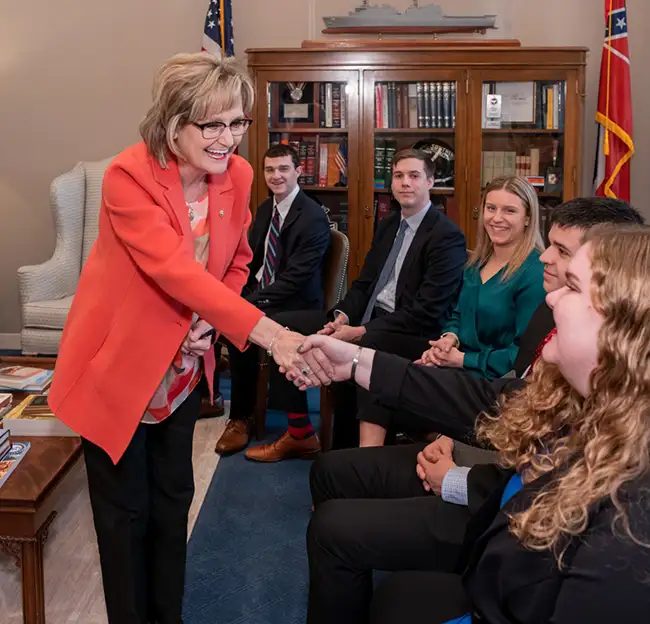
[267,326,289,356]
[350,346,363,383]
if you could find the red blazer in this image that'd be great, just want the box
[48,143,264,463]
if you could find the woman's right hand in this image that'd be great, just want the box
[428,335,456,354]
[272,330,333,387]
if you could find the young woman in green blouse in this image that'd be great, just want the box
[419,175,545,380]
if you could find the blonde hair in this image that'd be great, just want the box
[469,176,544,280]
[139,52,255,167]
[477,225,650,564]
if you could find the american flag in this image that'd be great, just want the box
[593,0,634,201]
[202,0,234,58]
[335,141,348,186]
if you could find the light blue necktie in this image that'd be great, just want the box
[361,219,409,324]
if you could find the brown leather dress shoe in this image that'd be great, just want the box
[244,431,321,462]
[214,418,251,455]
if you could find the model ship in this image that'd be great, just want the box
[323,1,497,33]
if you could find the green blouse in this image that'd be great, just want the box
[442,250,545,380]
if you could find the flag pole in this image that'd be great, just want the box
[220,0,227,55]
[604,0,614,155]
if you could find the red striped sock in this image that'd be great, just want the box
[287,412,315,440]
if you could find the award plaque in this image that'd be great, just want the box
[484,94,502,129]
[277,82,315,125]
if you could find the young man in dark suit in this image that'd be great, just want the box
[244,148,467,461]
[305,197,645,622]
[214,144,331,455]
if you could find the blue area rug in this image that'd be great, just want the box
[184,380,320,624]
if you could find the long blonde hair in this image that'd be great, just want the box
[140,52,254,167]
[469,176,544,280]
[477,225,650,563]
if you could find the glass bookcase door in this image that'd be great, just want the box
[480,79,568,242]
[264,79,354,237]
[366,75,465,238]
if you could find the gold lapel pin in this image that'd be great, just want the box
[219,209,225,218]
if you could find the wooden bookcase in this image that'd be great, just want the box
[246,43,586,280]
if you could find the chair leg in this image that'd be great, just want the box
[319,386,334,452]
[253,354,270,440]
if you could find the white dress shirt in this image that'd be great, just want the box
[255,184,300,284]
[375,202,431,313]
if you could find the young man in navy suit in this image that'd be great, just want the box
[215,144,331,455]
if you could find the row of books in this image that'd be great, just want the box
[0,365,53,392]
[267,82,348,129]
[375,82,456,130]
[481,149,544,186]
[373,139,399,189]
[270,133,348,188]
[0,428,30,489]
[481,81,566,130]
[317,82,347,129]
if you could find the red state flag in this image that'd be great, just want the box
[593,0,634,201]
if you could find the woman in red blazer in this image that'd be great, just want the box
[48,52,330,624]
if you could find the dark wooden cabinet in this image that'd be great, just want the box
[247,44,586,280]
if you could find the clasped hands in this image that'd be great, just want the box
[416,435,457,495]
[414,334,465,369]
[317,312,366,343]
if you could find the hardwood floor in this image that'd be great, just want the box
[0,413,227,623]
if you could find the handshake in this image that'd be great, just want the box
[269,314,374,391]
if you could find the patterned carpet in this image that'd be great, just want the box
[184,381,320,624]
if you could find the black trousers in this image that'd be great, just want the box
[306,444,471,624]
[82,389,200,624]
[369,570,469,624]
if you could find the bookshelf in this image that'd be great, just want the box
[247,45,586,279]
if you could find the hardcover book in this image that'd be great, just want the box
[0,440,31,489]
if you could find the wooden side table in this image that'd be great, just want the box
[0,436,82,624]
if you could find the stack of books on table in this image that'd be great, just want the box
[1,394,76,436]
[0,365,54,393]
[0,393,12,420]
[0,430,31,489]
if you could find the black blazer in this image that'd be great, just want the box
[511,301,555,377]
[334,207,466,337]
[243,190,331,312]
[368,303,556,436]
[458,468,650,623]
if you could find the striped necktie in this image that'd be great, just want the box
[260,207,281,288]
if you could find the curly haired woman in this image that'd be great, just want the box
[299,225,650,623]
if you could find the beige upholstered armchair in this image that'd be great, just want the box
[18,157,113,354]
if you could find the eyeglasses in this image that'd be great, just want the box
[192,118,253,139]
